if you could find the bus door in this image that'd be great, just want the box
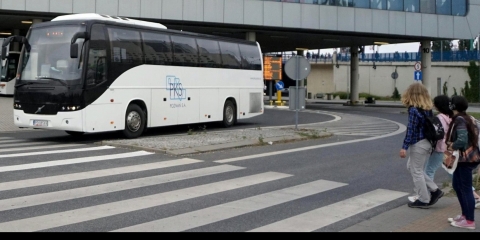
[84,24,114,132]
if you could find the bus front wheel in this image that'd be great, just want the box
[123,104,146,139]
[222,100,236,128]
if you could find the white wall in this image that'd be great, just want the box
[307,61,472,99]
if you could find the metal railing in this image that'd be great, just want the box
[269,50,480,63]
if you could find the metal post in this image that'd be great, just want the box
[441,41,443,62]
[295,57,299,131]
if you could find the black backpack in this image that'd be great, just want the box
[419,109,445,150]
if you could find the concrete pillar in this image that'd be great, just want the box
[421,40,432,95]
[350,46,360,104]
[297,49,304,87]
[246,32,256,42]
[12,29,20,51]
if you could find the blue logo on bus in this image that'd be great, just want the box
[166,75,186,101]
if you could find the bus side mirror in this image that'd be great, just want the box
[1,47,6,60]
[70,43,78,58]
[71,32,89,44]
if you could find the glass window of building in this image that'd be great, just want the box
[404,0,419,12]
[319,0,336,5]
[353,0,370,8]
[370,0,387,10]
[387,0,403,11]
[420,0,435,13]
[336,0,353,7]
[452,0,467,16]
[436,0,451,15]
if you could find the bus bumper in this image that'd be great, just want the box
[13,110,84,132]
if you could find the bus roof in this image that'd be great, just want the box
[46,13,258,46]
[52,13,167,30]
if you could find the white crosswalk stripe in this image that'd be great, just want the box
[302,110,399,137]
[0,158,202,191]
[0,146,115,158]
[0,138,408,232]
[113,180,348,232]
[0,172,291,232]
[0,137,13,141]
[0,143,84,153]
[249,189,407,232]
[0,139,29,144]
[0,151,153,173]
[0,165,244,212]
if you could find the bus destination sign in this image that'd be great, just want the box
[263,56,282,81]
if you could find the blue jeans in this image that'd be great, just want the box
[452,164,479,221]
[425,151,443,181]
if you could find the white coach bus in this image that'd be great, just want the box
[0,38,20,96]
[3,13,264,138]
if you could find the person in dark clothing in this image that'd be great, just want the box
[446,95,480,230]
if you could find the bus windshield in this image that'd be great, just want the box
[19,25,85,84]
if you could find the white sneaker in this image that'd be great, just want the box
[408,195,419,203]
[475,199,480,209]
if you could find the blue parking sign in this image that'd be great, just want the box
[414,71,422,81]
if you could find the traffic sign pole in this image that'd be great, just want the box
[284,56,311,130]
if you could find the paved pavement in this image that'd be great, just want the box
[1,95,480,232]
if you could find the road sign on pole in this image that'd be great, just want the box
[391,71,398,80]
[414,71,422,81]
[275,81,284,91]
[414,62,422,71]
[284,56,311,130]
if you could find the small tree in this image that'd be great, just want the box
[453,87,458,96]
[443,82,448,96]
[392,87,400,100]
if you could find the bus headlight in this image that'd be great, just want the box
[14,104,22,109]
[60,106,81,111]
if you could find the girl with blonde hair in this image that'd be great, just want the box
[399,83,444,209]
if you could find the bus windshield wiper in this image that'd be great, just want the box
[15,82,33,88]
[15,81,50,88]
[36,77,68,87]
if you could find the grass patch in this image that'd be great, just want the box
[469,112,480,119]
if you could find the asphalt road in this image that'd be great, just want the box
[0,98,472,232]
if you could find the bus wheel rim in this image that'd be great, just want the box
[226,106,233,123]
[127,111,141,132]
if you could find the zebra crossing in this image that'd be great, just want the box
[0,137,408,232]
[294,110,400,137]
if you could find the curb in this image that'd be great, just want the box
[99,132,333,156]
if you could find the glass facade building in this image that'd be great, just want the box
[263,0,468,16]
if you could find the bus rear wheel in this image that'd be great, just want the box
[65,131,85,137]
[123,104,146,139]
[222,100,236,128]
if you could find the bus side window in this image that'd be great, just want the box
[87,24,108,86]
[171,35,198,67]
[142,31,172,65]
[219,41,241,69]
[239,44,262,70]
[197,38,222,68]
